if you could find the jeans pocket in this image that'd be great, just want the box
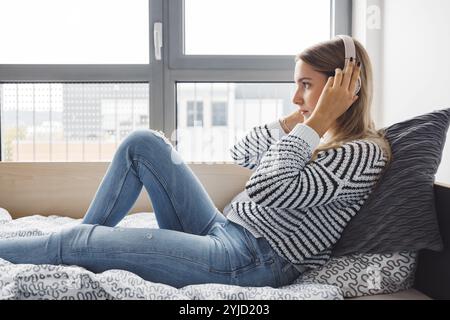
[241,229,259,262]
[276,257,302,287]
[221,222,260,272]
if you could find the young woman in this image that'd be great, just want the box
[0,36,391,289]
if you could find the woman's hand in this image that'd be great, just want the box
[305,59,361,137]
[280,110,305,134]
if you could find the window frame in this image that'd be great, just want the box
[0,0,164,161]
[168,0,351,70]
[0,0,352,161]
[164,0,351,143]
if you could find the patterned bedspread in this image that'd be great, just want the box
[0,208,342,300]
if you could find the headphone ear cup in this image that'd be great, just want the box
[354,77,362,95]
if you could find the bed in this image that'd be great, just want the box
[0,209,345,300]
[0,162,448,300]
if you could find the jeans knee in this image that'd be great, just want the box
[120,129,171,151]
[58,224,96,253]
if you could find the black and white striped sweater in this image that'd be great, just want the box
[227,120,388,269]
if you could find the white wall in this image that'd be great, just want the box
[354,0,450,183]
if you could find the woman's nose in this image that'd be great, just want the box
[292,88,304,105]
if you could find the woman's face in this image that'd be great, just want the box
[292,59,328,120]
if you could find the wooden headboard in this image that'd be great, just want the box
[0,162,252,219]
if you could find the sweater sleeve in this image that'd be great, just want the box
[244,123,385,210]
[229,120,288,170]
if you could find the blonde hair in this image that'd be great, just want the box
[296,37,392,165]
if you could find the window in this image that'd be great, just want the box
[0,0,149,64]
[169,0,351,70]
[186,101,204,127]
[0,0,152,162]
[211,102,228,126]
[176,83,296,163]
[1,83,149,161]
[0,0,352,162]
[184,0,331,56]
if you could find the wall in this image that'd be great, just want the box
[353,0,450,183]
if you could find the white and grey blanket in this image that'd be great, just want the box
[0,208,343,300]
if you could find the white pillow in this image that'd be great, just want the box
[0,208,12,223]
[296,251,417,298]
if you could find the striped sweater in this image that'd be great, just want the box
[227,120,388,270]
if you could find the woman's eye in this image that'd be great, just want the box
[302,82,311,89]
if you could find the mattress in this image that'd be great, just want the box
[347,289,431,300]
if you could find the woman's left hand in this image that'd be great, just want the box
[310,58,361,124]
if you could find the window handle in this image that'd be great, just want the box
[154,22,163,61]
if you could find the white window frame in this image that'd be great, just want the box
[0,0,352,161]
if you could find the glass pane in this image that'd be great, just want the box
[0,83,149,162]
[212,102,227,126]
[185,0,331,55]
[0,0,149,64]
[186,101,204,127]
[176,83,296,163]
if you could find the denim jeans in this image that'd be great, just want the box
[0,129,301,289]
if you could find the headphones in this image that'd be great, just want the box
[336,35,362,95]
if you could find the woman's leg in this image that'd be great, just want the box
[0,221,284,289]
[0,129,299,288]
[82,128,226,235]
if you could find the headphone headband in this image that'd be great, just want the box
[336,35,357,60]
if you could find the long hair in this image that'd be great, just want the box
[297,37,392,164]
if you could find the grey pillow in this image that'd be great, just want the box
[332,108,450,256]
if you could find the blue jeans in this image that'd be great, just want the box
[0,129,300,289]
